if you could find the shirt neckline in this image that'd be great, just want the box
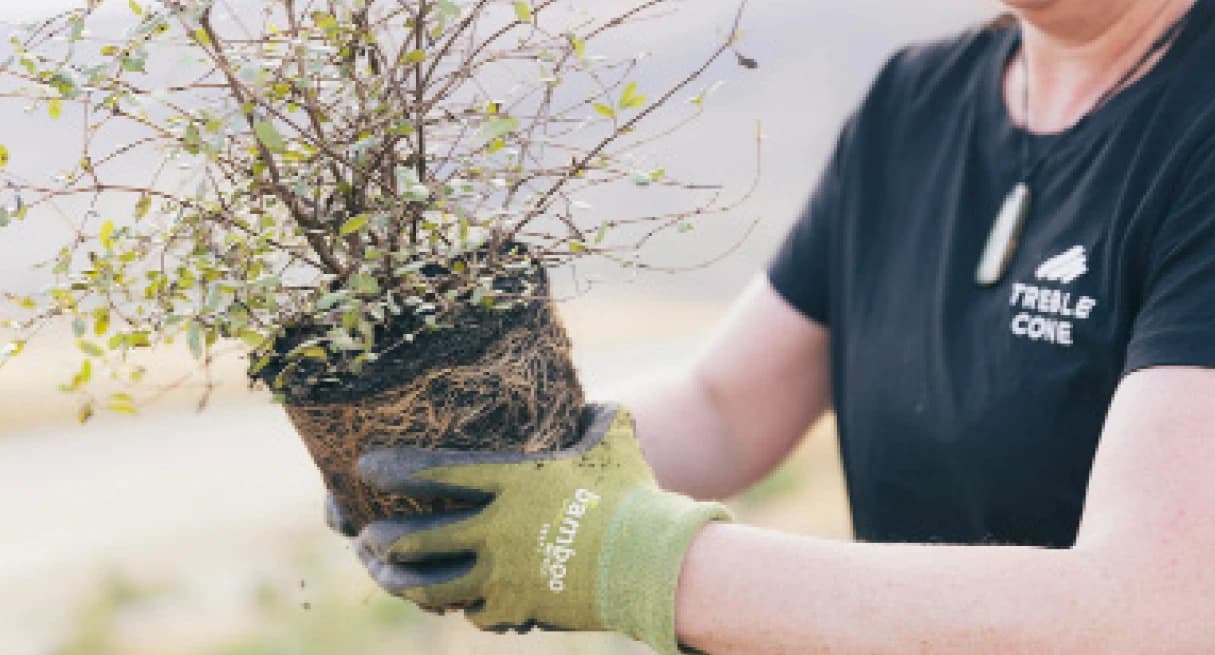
[986,0,1212,148]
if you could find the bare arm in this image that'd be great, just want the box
[673,367,1215,654]
[622,274,832,500]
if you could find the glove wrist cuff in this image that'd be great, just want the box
[597,488,732,655]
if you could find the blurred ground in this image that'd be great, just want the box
[0,292,850,655]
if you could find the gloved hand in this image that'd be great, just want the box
[350,403,731,655]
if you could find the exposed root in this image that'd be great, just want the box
[285,298,584,530]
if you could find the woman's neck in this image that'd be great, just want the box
[1005,0,1196,134]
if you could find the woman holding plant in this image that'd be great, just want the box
[344,0,1215,652]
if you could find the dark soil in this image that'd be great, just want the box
[252,263,548,407]
[256,292,544,406]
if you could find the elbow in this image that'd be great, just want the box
[685,366,767,498]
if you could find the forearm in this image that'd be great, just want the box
[675,524,1188,654]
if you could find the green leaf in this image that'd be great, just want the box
[350,274,380,295]
[134,194,151,219]
[483,116,519,139]
[107,393,137,415]
[1,341,25,358]
[619,81,646,109]
[121,56,146,73]
[594,222,608,243]
[312,12,338,33]
[238,329,268,350]
[76,360,93,386]
[296,346,328,360]
[250,352,273,375]
[339,214,369,236]
[183,122,201,154]
[513,1,533,22]
[404,49,426,64]
[48,98,63,120]
[93,309,110,337]
[187,321,203,359]
[393,119,415,136]
[78,339,104,357]
[567,33,586,59]
[593,103,615,118]
[317,291,347,310]
[77,402,95,424]
[128,0,144,16]
[192,28,212,46]
[0,144,8,168]
[254,120,286,153]
[99,220,115,250]
[568,241,586,253]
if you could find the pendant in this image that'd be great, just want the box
[976,182,1031,287]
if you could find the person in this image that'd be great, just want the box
[332,0,1215,651]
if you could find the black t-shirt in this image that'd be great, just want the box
[769,0,1215,548]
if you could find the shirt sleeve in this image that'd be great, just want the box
[765,118,853,326]
[1123,143,1215,375]
[765,49,907,326]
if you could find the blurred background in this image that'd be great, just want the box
[1,1,993,653]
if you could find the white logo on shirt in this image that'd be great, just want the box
[1008,246,1099,347]
[1035,245,1088,284]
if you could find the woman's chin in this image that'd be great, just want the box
[997,0,1059,10]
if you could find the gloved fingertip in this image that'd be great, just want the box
[356,509,482,561]
[325,493,357,537]
[356,448,407,492]
[356,535,478,596]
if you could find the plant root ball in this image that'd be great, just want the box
[284,297,584,531]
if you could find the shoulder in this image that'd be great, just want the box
[1133,10,1215,202]
[1165,17,1215,158]
[862,22,1012,115]
[838,22,1011,159]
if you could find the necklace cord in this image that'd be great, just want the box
[1017,12,1192,182]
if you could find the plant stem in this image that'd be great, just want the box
[409,0,429,247]
[198,7,345,275]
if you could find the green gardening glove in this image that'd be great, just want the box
[355,403,732,654]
